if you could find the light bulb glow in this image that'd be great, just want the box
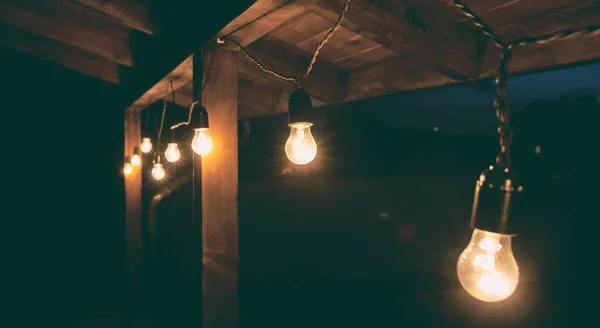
[457,229,519,302]
[131,154,141,166]
[285,123,317,165]
[191,128,213,156]
[123,162,133,175]
[140,138,153,153]
[165,143,181,162]
[151,163,166,180]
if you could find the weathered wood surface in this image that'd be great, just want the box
[201,48,239,327]
[70,0,154,34]
[0,22,122,84]
[0,0,132,66]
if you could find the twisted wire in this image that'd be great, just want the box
[301,0,351,82]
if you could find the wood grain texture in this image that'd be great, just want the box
[0,0,132,66]
[70,0,154,34]
[124,110,142,292]
[201,48,239,327]
[312,0,479,79]
[0,22,121,84]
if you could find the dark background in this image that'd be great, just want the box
[3,40,599,327]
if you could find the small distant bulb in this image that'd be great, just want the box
[285,122,317,165]
[151,163,166,180]
[131,154,141,167]
[192,128,213,156]
[535,145,541,154]
[165,143,181,162]
[140,138,153,153]
[457,229,519,302]
[123,162,133,175]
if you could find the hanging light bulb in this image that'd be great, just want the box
[131,147,141,166]
[165,143,181,162]
[151,162,166,180]
[285,87,317,165]
[457,228,519,302]
[189,103,213,156]
[192,128,213,156]
[140,137,153,153]
[285,123,317,165]
[123,157,133,175]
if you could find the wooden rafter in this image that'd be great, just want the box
[0,0,132,66]
[69,0,154,35]
[0,22,122,84]
[310,0,480,80]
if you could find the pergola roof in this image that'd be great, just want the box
[2,1,598,119]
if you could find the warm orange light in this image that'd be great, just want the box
[123,162,133,175]
[151,163,166,180]
[140,138,153,153]
[192,128,213,156]
[165,143,181,162]
[285,122,317,165]
[131,154,141,166]
[457,229,519,302]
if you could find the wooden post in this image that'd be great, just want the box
[124,109,142,295]
[201,47,239,327]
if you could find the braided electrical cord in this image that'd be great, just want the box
[449,0,599,169]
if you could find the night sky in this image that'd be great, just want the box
[3,39,598,327]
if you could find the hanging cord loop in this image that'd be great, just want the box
[219,0,351,88]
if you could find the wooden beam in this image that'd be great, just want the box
[127,0,311,111]
[0,22,121,84]
[311,0,479,80]
[0,0,132,66]
[201,47,239,328]
[219,0,321,47]
[70,0,154,35]
[124,110,142,294]
[342,57,457,102]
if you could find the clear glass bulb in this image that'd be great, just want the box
[191,128,213,156]
[123,162,133,175]
[285,122,317,165]
[164,143,181,162]
[140,138,153,153]
[457,228,519,302]
[151,163,165,180]
[131,154,141,167]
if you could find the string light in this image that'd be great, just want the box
[131,147,141,166]
[285,88,317,165]
[140,137,153,153]
[123,157,133,175]
[192,128,213,156]
[219,0,350,165]
[451,0,524,303]
[151,162,166,180]
[165,143,181,162]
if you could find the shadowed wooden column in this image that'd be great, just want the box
[124,109,142,294]
[201,47,239,327]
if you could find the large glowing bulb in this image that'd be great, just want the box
[165,143,181,162]
[123,162,133,175]
[192,128,213,156]
[151,163,166,180]
[457,229,519,302]
[140,138,153,153]
[131,154,141,166]
[285,123,317,165]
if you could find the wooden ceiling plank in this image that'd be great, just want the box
[311,0,479,80]
[69,0,154,35]
[0,0,132,66]
[0,22,121,84]
[224,0,322,47]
